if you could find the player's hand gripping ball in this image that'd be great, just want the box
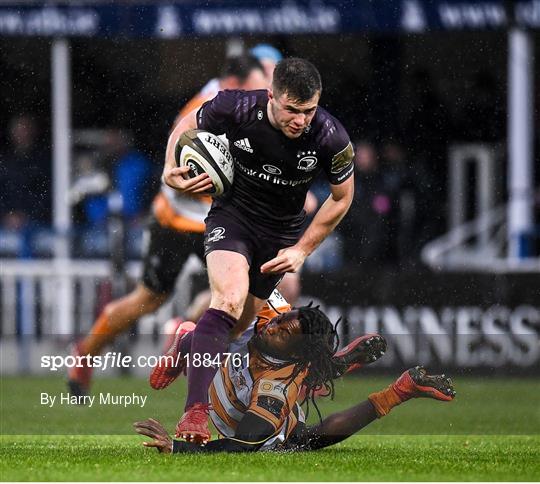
[175,129,234,196]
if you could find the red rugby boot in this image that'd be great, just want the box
[175,403,212,444]
[150,321,195,390]
[332,334,387,378]
[67,342,93,398]
[392,366,456,402]
[298,334,387,400]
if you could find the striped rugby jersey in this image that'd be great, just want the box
[208,289,307,450]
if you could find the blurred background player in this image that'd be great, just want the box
[170,54,267,131]
[135,305,455,453]
[193,43,282,111]
[250,43,283,81]
[67,54,269,397]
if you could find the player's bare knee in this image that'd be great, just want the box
[210,294,245,319]
[214,301,243,319]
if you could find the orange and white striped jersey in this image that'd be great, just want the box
[152,189,210,233]
[153,89,217,233]
[209,290,307,450]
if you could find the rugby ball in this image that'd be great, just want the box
[175,129,234,196]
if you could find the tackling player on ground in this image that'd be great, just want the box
[163,57,356,442]
[135,301,455,453]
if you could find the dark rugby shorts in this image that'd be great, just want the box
[142,216,205,295]
[204,206,297,299]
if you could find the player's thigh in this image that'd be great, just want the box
[206,250,250,315]
[141,217,205,295]
[204,207,257,314]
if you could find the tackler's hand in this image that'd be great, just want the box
[260,246,307,275]
[162,166,214,194]
[133,418,173,454]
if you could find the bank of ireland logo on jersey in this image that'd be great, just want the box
[296,150,318,172]
[207,227,226,243]
[263,164,282,175]
[234,138,254,153]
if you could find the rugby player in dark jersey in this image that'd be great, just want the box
[162,58,355,443]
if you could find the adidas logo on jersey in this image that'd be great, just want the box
[234,138,253,153]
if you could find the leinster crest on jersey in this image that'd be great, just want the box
[296,151,318,172]
[207,226,226,243]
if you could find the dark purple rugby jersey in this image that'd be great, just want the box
[197,89,354,240]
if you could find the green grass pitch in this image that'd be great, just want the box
[1,375,539,481]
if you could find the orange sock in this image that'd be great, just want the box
[80,313,112,356]
[368,385,404,418]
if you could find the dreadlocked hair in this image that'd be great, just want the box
[283,304,339,423]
